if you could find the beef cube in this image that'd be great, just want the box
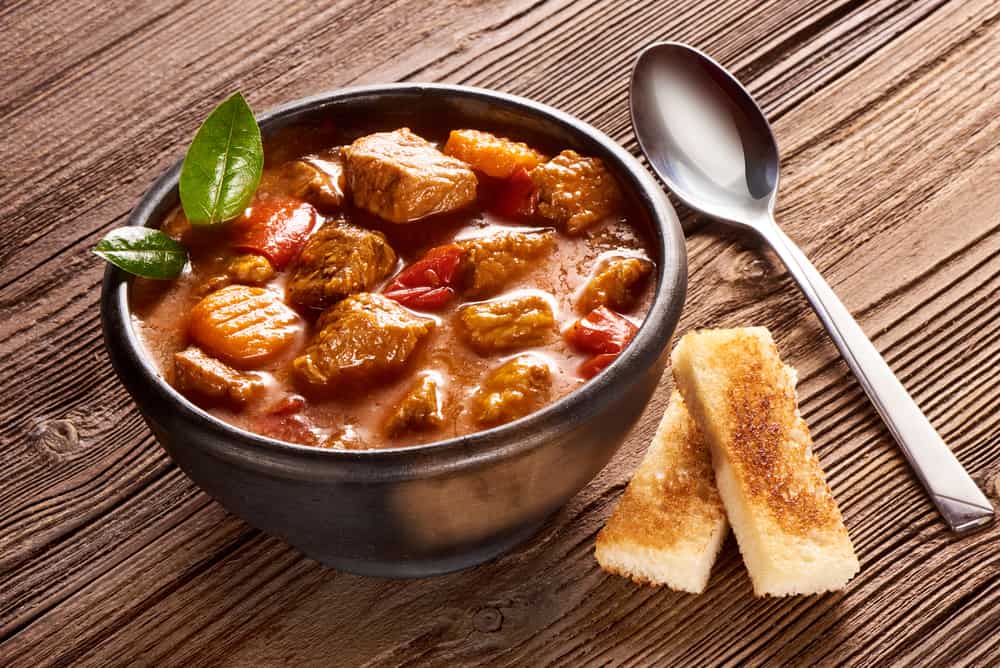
[474,355,552,426]
[254,413,324,446]
[293,293,434,389]
[282,150,348,211]
[174,347,265,406]
[324,425,367,450]
[384,374,444,437]
[443,129,545,178]
[287,221,397,310]
[196,254,276,295]
[457,230,555,297]
[343,128,478,223]
[578,256,653,312]
[227,253,276,286]
[256,412,368,449]
[531,150,620,234]
[194,273,233,297]
[458,294,555,353]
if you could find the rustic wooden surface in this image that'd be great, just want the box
[2,0,999,665]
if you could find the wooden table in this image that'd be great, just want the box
[3,0,999,665]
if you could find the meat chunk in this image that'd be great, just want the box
[227,253,276,285]
[531,150,620,234]
[194,273,233,297]
[191,254,275,296]
[293,293,434,389]
[281,150,348,211]
[457,231,555,298]
[343,128,478,223]
[324,425,366,450]
[443,129,545,178]
[189,285,301,367]
[458,294,555,353]
[384,374,444,437]
[287,221,397,310]
[578,256,653,312]
[251,413,364,449]
[254,413,324,446]
[173,347,265,407]
[474,355,552,426]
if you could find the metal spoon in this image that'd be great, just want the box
[630,41,993,532]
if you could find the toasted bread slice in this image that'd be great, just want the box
[671,327,859,596]
[595,390,728,593]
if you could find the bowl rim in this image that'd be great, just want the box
[101,82,687,473]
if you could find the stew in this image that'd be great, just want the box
[132,124,656,449]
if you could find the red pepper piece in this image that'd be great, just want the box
[230,195,317,269]
[566,306,640,379]
[578,353,619,379]
[390,243,464,289]
[565,306,639,355]
[491,166,536,218]
[383,244,465,310]
[383,285,455,310]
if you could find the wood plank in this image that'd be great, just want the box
[1,0,998,665]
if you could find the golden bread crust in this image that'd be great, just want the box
[671,327,858,596]
[595,390,728,592]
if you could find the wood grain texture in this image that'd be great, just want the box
[2,0,999,665]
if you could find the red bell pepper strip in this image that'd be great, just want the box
[578,353,619,379]
[383,243,465,310]
[491,166,536,218]
[230,195,317,269]
[382,285,455,310]
[390,243,464,289]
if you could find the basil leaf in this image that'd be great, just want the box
[179,92,263,226]
[93,227,188,279]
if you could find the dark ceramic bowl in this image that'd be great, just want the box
[101,84,686,578]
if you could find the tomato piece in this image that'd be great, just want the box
[390,243,464,289]
[383,286,455,310]
[491,166,536,218]
[565,306,638,355]
[230,195,317,269]
[578,353,618,379]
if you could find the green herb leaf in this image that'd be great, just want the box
[179,92,263,226]
[93,228,188,279]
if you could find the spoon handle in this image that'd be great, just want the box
[761,220,993,532]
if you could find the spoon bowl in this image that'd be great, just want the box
[631,43,779,226]
[630,42,993,532]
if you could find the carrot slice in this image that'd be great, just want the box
[189,285,301,366]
